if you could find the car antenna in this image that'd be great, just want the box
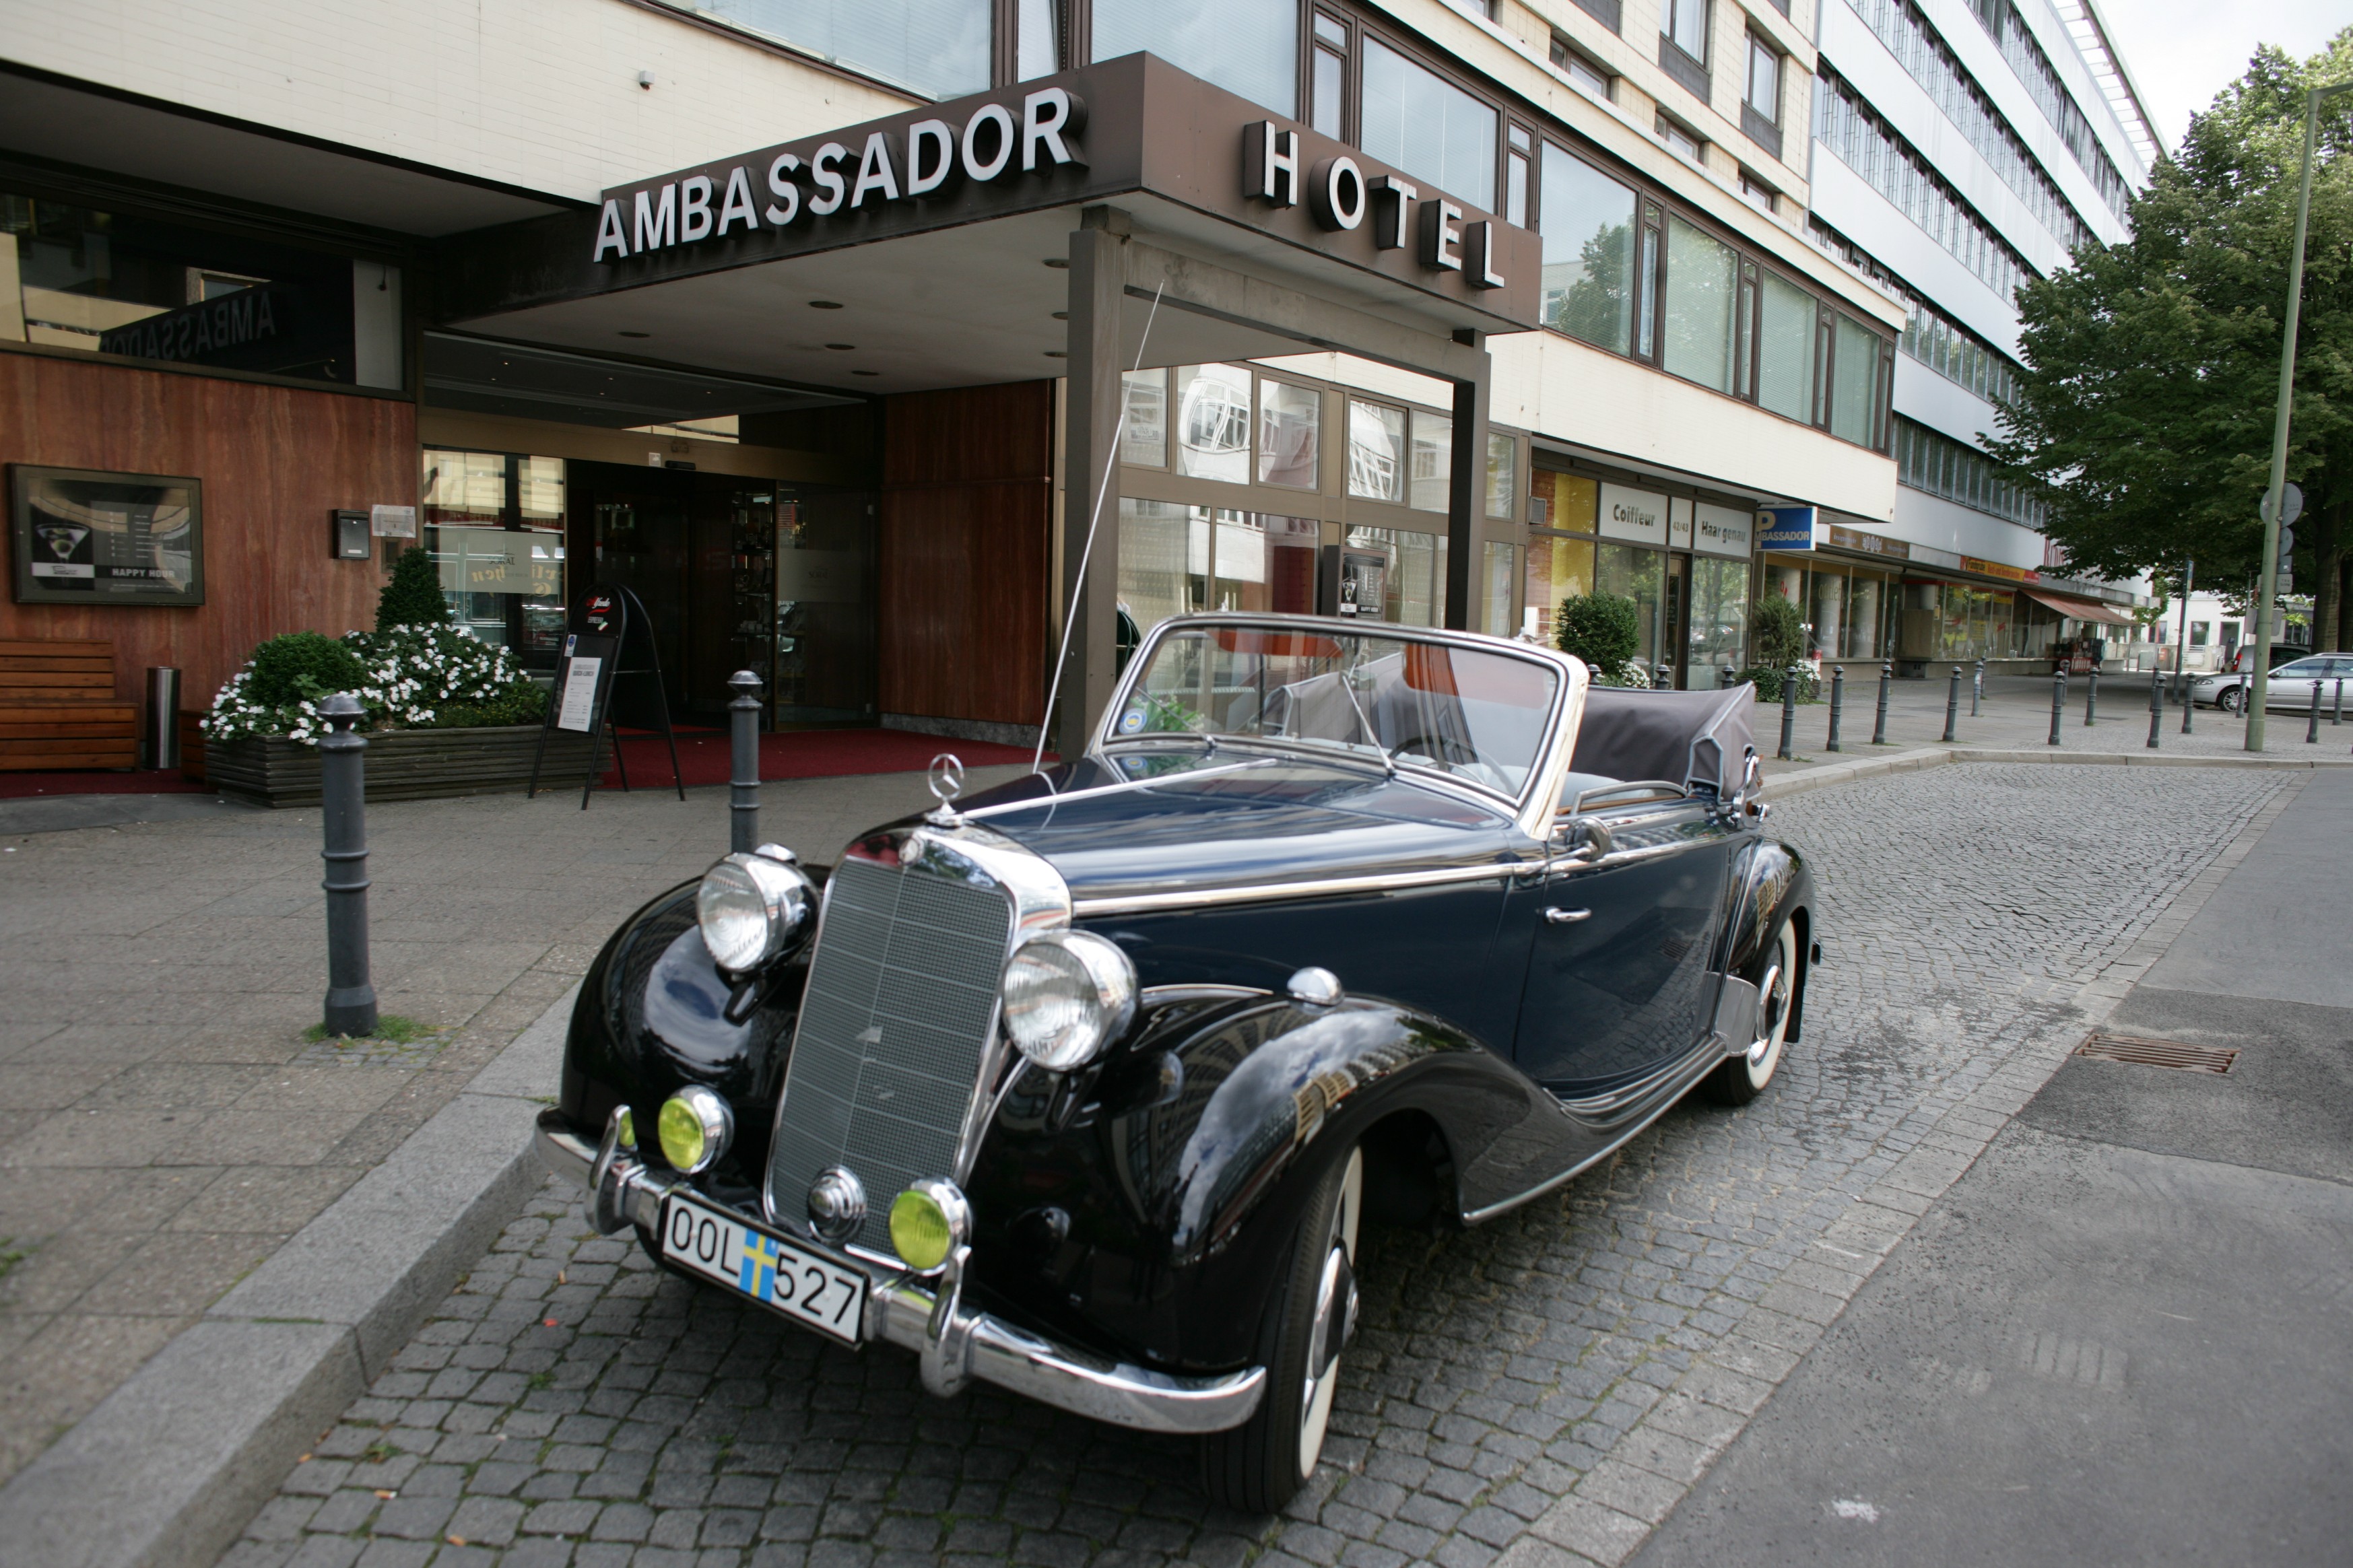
[1032,280,1167,780]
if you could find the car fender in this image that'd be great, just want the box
[1722,838,1813,1041]
[964,988,1564,1371]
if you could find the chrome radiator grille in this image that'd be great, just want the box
[766,854,1013,1256]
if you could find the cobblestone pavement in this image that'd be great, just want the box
[223,763,2292,1568]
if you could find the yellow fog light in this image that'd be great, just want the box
[657,1086,731,1175]
[888,1179,970,1273]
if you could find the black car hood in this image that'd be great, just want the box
[950,746,1530,904]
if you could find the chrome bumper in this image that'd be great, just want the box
[533,1110,1263,1435]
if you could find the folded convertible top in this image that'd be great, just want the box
[1569,681,1757,798]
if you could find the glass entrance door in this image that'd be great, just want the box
[1663,552,1691,689]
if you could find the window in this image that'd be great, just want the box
[1343,526,1446,627]
[1563,0,1622,36]
[1311,13,1348,138]
[1745,35,1781,122]
[1666,0,1709,61]
[1524,531,1596,644]
[1962,0,2131,223]
[1814,73,2033,304]
[1348,400,1407,501]
[1738,170,1778,214]
[1828,313,1882,444]
[1539,146,1638,351]
[2189,621,2210,648]
[685,0,990,98]
[1661,217,1738,394]
[1257,378,1319,488]
[1552,36,1614,99]
[1657,114,1704,164]
[1506,125,1533,228]
[421,450,568,666]
[1486,431,1517,519]
[1016,0,1058,79]
[1360,36,1498,206]
[1894,417,2043,526]
[1121,368,1167,467]
[1174,364,1253,483]
[1754,271,1814,421]
[3,190,403,389]
[1409,411,1452,512]
[1481,541,1519,636]
[1094,0,1296,116]
[1898,292,2023,405]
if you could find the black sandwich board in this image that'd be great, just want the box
[529,583,686,808]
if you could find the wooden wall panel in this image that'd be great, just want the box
[0,352,416,707]
[878,382,1053,726]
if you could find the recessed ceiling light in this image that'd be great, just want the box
[825,343,855,351]
[851,370,880,377]
[1042,258,1069,269]
[1044,350,1067,358]
[619,331,651,339]
[808,300,844,309]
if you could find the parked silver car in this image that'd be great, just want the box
[2194,654,2353,712]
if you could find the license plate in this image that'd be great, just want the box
[658,1192,867,1345]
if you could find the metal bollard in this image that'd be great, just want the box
[1874,661,1892,745]
[1827,665,1845,752]
[2181,671,2194,734]
[2334,677,2344,726]
[319,693,378,1039]
[729,669,763,853]
[2310,682,2324,744]
[2147,669,2163,750]
[1972,658,1984,718]
[1778,665,1799,760]
[1942,665,1961,743]
[2049,669,2067,746]
[2084,667,2099,726]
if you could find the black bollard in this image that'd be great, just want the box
[1942,665,1961,743]
[729,669,763,854]
[2334,677,2344,726]
[2147,669,2163,750]
[2084,666,2099,726]
[2181,669,2194,735]
[319,693,378,1039]
[1827,665,1845,752]
[2049,669,2067,746]
[2310,682,2324,744]
[1778,665,1799,760]
[1874,661,1891,745]
[1972,658,1984,717]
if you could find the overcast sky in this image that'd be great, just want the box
[2096,0,2346,154]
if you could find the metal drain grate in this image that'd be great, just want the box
[2075,1032,2237,1075]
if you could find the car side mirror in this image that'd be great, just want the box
[1727,753,1764,817]
[1554,815,1615,864]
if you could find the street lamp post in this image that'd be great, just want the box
[2251,81,2353,751]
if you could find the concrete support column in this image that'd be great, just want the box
[1056,219,1125,757]
[1444,329,1491,632]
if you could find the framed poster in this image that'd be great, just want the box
[10,466,205,607]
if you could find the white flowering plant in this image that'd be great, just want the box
[203,625,547,745]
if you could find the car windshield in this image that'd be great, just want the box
[1112,623,1560,798]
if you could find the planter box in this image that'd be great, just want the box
[207,724,598,808]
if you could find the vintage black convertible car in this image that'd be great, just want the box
[533,613,1814,1509]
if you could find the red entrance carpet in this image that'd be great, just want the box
[0,770,205,799]
[599,727,1045,788]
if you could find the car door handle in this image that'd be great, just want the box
[1544,907,1592,924]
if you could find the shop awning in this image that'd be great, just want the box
[2024,588,2133,625]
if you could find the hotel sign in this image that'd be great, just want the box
[494,54,1538,330]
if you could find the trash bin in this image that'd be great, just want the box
[145,666,181,771]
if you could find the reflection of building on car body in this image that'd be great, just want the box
[533,613,1815,1512]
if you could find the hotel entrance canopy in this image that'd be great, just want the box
[437,53,1545,744]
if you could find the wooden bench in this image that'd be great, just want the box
[0,638,139,770]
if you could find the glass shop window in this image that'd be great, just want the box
[1210,511,1319,614]
[1121,368,1168,467]
[1688,555,1750,681]
[1344,524,1447,627]
[1486,432,1517,520]
[420,449,568,668]
[1,189,401,388]
[1523,531,1595,646]
[1360,36,1498,207]
[1094,0,1296,116]
[1482,541,1519,636]
[1347,400,1407,502]
[1843,571,1884,658]
[1807,561,1847,660]
[1829,313,1883,446]
[1598,541,1665,671]
[1661,217,1738,395]
[1174,364,1254,483]
[1756,271,1815,422]
[1409,410,1452,512]
[690,0,989,98]
[1529,468,1597,532]
[1539,145,1638,352]
[1117,498,1207,633]
[1257,378,1321,488]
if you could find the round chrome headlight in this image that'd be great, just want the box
[999,930,1138,1072]
[696,845,815,974]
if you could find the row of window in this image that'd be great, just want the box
[1540,145,1888,446]
[1964,0,2133,224]
[1894,414,2044,527]
[1814,70,2034,304]
[1845,0,2092,253]
[1898,287,2022,407]
[1115,364,1519,518]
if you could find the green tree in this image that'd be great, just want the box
[1554,590,1641,683]
[1987,30,2353,650]
[376,545,454,630]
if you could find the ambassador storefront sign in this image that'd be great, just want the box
[451,54,1539,332]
